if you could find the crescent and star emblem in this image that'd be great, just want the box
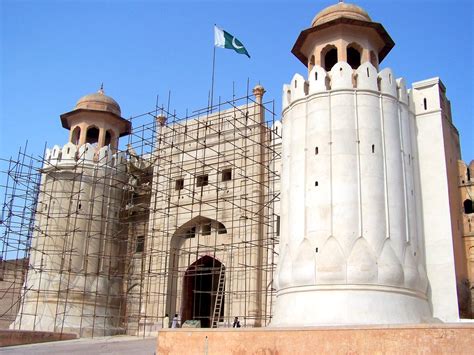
[232,37,243,49]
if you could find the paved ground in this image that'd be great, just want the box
[0,336,157,354]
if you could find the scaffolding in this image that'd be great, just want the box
[0,87,281,337]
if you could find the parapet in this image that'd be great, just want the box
[43,142,127,171]
[282,61,409,111]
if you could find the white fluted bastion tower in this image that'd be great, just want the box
[273,2,435,325]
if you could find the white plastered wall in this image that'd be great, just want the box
[412,77,462,322]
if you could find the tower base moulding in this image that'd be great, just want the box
[156,324,474,355]
[271,286,431,326]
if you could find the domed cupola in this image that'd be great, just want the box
[60,85,131,151]
[74,89,122,116]
[292,1,394,72]
[311,2,371,26]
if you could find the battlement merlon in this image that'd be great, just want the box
[43,142,127,171]
[282,62,408,111]
[282,62,455,128]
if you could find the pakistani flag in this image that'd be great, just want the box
[214,26,250,58]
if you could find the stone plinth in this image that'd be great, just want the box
[157,324,474,354]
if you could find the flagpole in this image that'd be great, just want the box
[210,42,216,113]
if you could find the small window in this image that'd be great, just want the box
[175,178,184,190]
[372,144,375,153]
[135,236,145,253]
[315,181,319,186]
[276,215,280,236]
[202,223,211,236]
[423,98,427,110]
[217,222,227,234]
[196,174,208,187]
[315,147,319,155]
[222,168,232,182]
[185,227,196,239]
[464,199,474,214]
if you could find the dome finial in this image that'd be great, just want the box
[98,83,104,95]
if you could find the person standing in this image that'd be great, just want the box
[163,314,169,329]
[232,316,241,328]
[171,313,180,328]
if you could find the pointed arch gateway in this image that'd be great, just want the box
[166,216,227,328]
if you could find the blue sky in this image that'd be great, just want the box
[1,0,473,161]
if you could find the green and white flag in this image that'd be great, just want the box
[214,25,250,58]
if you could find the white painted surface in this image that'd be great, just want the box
[412,78,460,322]
[273,62,432,326]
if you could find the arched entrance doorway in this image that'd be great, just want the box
[181,255,225,328]
[166,216,228,327]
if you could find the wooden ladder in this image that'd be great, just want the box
[210,261,225,328]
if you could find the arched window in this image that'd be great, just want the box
[71,126,81,145]
[105,130,113,146]
[464,199,473,214]
[85,126,100,146]
[321,45,337,71]
[347,43,362,69]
